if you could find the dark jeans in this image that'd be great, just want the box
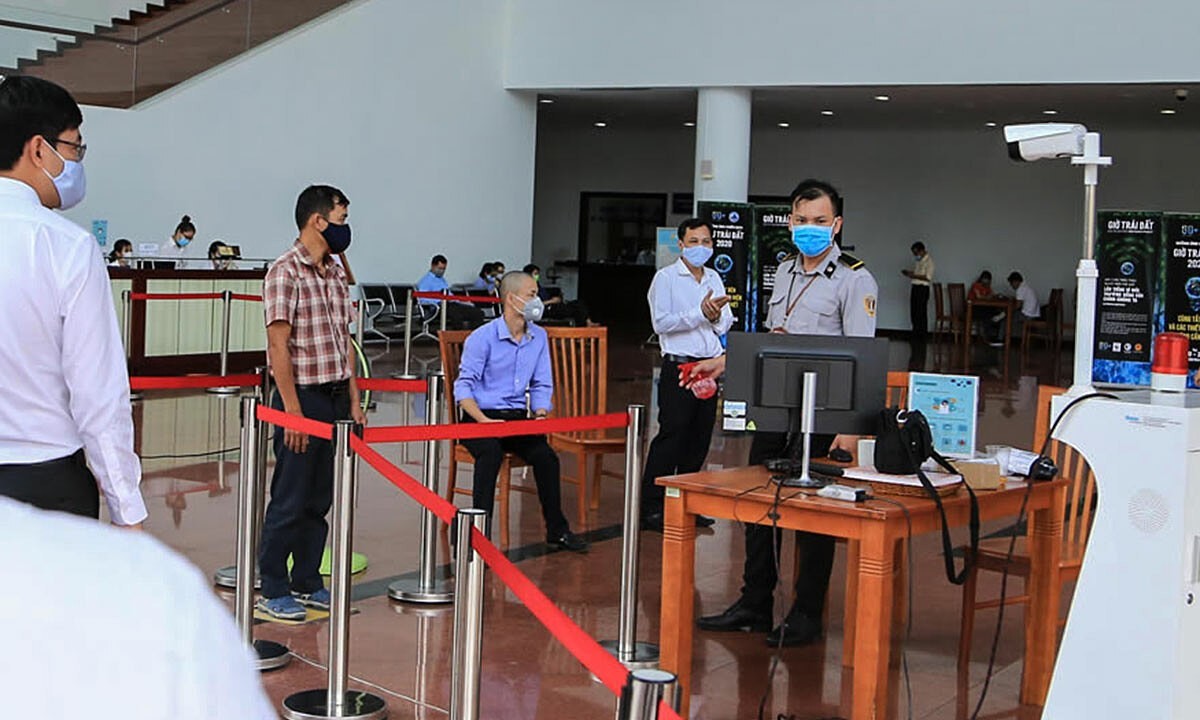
[0,449,99,519]
[258,383,351,599]
[910,284,930,339]
[740,431,836,621]
[460,409,570,537]
[641,358,718,517]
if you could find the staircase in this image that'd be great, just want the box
[2,0,350,107]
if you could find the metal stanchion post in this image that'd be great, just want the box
[356,299,365,350]
[208,290,238,395]
[439,297,448,334]
[601,404,658,668]
[617,669,679,720]
[283,421,387,720]
[215,368,271,590]
[450,508,489,720]
[233,396,290,670]
[389,373,453,603]
[402,289,415,378]
[124,290,143,402]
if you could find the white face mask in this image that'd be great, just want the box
[41,141,87,210]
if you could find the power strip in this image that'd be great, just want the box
[816,484,867,503]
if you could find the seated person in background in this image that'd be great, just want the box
[968,270,995,301]
[492,261,506,278]
[453,271,587,553]
[523,263,593,327]
[416,254,485,329]
[988,271,1040,345]
[472,262,498,294]
[169,214,196,269]
[207,240,238,271]
[107,238,132,267]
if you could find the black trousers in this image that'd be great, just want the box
[740,431,836,621]
[0,449,99,519]
[641,358,718,517]
[910,284,930,339]
[460,409,569,538]
[259,383,350,599]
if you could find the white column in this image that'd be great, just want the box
[693,87,752,207]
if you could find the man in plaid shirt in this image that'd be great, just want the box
[257,184,366,621]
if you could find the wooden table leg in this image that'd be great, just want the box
[843,539,860,669]
[659,491,697,717]
[963,302,974,370]
[1022,486,1064,705]
[1003,306,1013,377]
[892,539,908,636]
[850,524,895,720]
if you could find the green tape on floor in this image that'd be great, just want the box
[286,548,369,576]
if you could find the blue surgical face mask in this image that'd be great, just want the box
[433,267,445,278]
[791,224,835,257]
[41,142,86,210]
[176,236,191,247]
[681,244,713,268]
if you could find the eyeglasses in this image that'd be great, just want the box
[50,137,87,161]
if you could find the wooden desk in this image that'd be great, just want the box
[963,297,1016,372]
[658,466,1065,720]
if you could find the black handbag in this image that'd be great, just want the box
[874,408,980,585]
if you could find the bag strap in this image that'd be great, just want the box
[903,436,980,586]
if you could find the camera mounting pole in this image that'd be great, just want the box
[1067,132,1112,397]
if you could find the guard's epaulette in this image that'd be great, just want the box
[838,252,865,270]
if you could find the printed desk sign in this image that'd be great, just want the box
[907,372,979,459]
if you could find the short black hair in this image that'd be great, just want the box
[911,241,926,253]
[431,254,447,266]
[175,215,196,236]
[0,76,83,171]
[677,217,714,240]
[293,185,349,231]
[207,240,226,257]
[493,260,506,269]
[979,270,992,281]
[523,263,540,275]
[478,262,495,279]
[1008,271,1023,283]
[789,179,843,216]
[107,238,132,263]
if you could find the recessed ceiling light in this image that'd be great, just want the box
[1042,109,1058,115]
[683,121,696,127]
[874,95,890,102]
[538,98,554,105]
[777,122,790,128]
[820,110,835,116]
[593,121,607,128]
[985,121,998,127]
[1161,108,1177,115]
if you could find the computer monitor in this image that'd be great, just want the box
[722,331,889,436]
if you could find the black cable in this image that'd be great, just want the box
[140,446,239,460]
[969,391,1115,720]
[871,496,915,720]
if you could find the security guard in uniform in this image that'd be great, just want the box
[698,178,878,647]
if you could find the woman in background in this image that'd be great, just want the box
[107,239,133,267]
[968,270,995,301]
[169,215,196,268]
[472,262,497,293]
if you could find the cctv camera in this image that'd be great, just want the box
[1004,123,1087,162]
[1176,89,1189,102]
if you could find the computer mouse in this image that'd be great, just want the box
[828,447,853,464]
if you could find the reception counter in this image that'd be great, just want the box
[109,267,268,376]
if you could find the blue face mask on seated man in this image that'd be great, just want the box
[791,224,835,257]
[681,244,713,267]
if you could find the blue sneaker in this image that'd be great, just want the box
[293,588,331,611]
[257,595,307,621]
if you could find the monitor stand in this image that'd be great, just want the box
[773,371,828,488]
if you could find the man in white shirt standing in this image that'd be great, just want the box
[901,240,934,342]
[0,76,146,528]
[640,218,733,532]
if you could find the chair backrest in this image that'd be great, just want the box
[948,283,966,316]
[1047,287,1065,333]
[360,283,395,311]
[438,330,473,424]
[886,371,909,408]
[933,282,946,317]
[544,327,608,435]
[1033,384,1096,564]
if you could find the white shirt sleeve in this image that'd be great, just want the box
[59,241,146,525]
[647,269,706,335]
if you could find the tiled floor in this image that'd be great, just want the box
[129,334,1072,719]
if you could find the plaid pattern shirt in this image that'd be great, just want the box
[263,240,352,385]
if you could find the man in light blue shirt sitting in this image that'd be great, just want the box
[454,271,587,553]
[415,254,483,329]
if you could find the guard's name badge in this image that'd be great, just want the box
[723,400,747,431]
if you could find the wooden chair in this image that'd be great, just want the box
[932,283,951,341]
[439,330,533,549]
[886,370,909,408]
[545,326,623,530]
[947,283,967,343]
[1021,288,1064,365]
[956,384,1097,677]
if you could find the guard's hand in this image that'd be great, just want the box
[679,357,726,387]
[830,434,859,459]
[283,404,309,454]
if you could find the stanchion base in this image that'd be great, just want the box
[254,639,291,671]
[213,564,260,590]
[282,690,388,720]
[598,640,660,670]
[206,386,240,395]
[386,578,453,604]
[389,372,420,380]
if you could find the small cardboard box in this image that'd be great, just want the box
[955,458,1004,491]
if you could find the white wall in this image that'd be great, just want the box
[533,123,1200,330]
[506,0,1200,89]
[66,0,537,287]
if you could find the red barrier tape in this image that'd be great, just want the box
[362,412,628,444]
[255,405,334,441]
[130,374,261,390]
[351,436,457,524]
[412,291,502,304]
[129,292,223,301]
[230,293,262,302]
[357,377,427,394]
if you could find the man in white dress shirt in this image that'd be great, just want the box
[639,218,733,532]
[0,76,146,528]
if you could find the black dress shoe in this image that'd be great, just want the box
[546,530,589,553]
[765,612,821,647]
[641,513,716,533]
[696,599,773,633]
